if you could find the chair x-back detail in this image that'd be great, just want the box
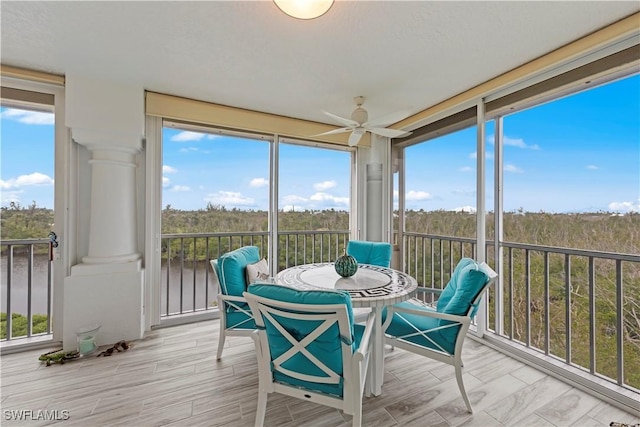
[382,257,498,413]
[244,284,374,427]
[210,245,261,359]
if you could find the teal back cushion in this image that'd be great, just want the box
[248,284,354,397]
[436,258,490,344]
[435,257,476,312]
[346,240,392,268]
[217,246,260,297]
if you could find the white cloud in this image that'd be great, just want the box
[171,131,205,142]
[453,206,476,213]
[586,165,599,170]
[162,177,170,187]
[250,178,269,188]
[1,108,54,125]
[608,200,640,213]
[170,131,220,142]
[0,172,54,190]
[406,190,431,201]
[504,164,524,173]
[179,147,200,153]
[309,192,349,205]
[0,190,23,205]
[281,194,308,212]
[314,180,336,191]
[283,194,308,204]
[171,185,191,192]
[487,135,540,150]
[163,165,177,174]
[205,191,254,206]
[504,137,539,150]
[459,166,473,172]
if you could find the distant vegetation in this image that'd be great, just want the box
[0,202,54,240]
[1,203,638,388]
[3,202,638,254]
[0,313,48,340]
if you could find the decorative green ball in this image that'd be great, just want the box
[335,252,358,277]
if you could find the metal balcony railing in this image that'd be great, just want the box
[402,231,640,393]
[0,239,53,342]
[159,230,349,317]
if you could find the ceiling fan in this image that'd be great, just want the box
[313,96,412,146]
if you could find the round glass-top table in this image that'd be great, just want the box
[276,263,417,308]
[276,263,418,396]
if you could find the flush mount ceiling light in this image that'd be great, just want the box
[273,0,334,20]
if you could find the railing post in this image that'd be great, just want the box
[494,115,504,336]
[6,245,13,340]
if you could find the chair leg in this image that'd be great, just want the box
[254,390,267,427]
[216,325,226,360]
[352,399,362,427]
[454,361,473,413]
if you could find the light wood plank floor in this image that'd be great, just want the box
[1,320,638,426]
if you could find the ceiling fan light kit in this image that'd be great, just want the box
[313,96,413,146]
[273,0,334,20]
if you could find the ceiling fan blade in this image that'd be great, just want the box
[310,127,353,137]
[363,109,412,128]
[368,127,412,138]
[323,111,359,127]
[348,128,365,146]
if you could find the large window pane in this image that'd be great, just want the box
[501,74,640,390]
[277,142,351,268]
[403,126,478,286]
[1,104,55,338]
[160,124,269,315]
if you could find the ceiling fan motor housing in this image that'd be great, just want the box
[351,107,368,125]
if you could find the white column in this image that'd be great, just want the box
[366,163,383,241]
[475,100,487,337]
[357,134,391,242]
[62,75,146,350]
[81,143,140,264]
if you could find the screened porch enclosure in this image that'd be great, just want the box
[1,8,639,420]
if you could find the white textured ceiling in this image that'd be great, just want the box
[1,1,638,126]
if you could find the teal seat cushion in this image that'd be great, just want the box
[382,301,454,354]
[248,284,355,397]
[346,240,392,268]
[217,246,260,298]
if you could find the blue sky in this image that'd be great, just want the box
[1,74,639,213]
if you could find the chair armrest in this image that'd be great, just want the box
[353,311,375,362]
[219,294,247,303]
[388,303,471,326]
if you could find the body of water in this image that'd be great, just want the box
[1,256,218,317]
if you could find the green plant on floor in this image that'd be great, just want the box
[38,349,80,366]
